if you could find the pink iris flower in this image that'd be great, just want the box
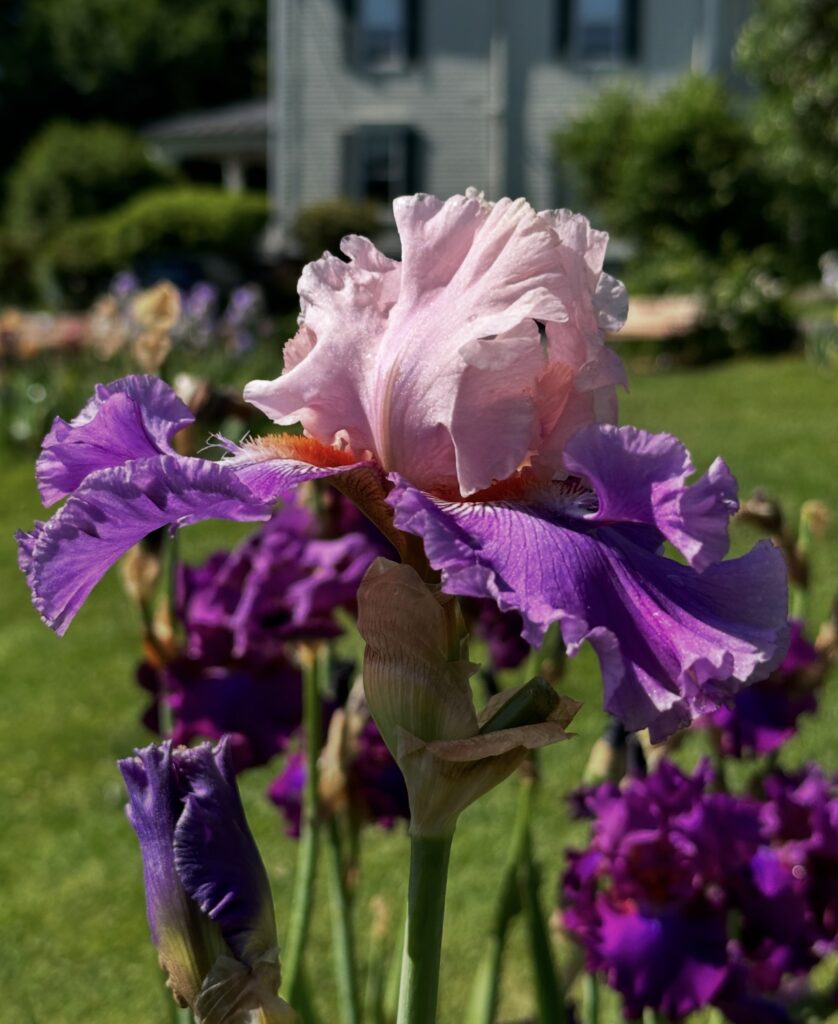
[18,191,788,740]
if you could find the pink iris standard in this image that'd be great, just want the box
[18,190,788,740]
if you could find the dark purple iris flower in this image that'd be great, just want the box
[707,619,822,757]
[138,500,383,771]
[269,716,410,837]
[761,765,838,955]
[118,738,292,1021]
[561,760,828,1021]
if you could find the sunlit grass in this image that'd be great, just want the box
[1,355,836,1022]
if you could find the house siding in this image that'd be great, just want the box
[271,0,753,240]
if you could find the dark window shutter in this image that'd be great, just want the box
[406,0,421,61]
[404,128,422,193]
[341,0,357,65]
[342,130,360,198]
[625,0,641,59]
[556,0,571,55]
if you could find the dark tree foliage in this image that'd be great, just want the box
[0,0,267,187]
[737,0,838,265]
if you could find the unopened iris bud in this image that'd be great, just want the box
[357,558,579,838]
[119,739,295,1023]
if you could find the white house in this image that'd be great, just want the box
[269,0,755,251]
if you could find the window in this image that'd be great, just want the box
[344,126,421,204]
[347,0,418,72]
[557,0,640,63]
[577,0,622,60]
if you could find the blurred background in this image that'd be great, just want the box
[1,2,837,1022]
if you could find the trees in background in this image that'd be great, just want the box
[0,0,267,191]
[737,0,838,265]
[555,76,798,358]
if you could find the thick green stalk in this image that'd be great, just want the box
[281,651,322,1006]
[325,817,361,1024]
[396,835,453,1024]
[466,779,534,1024]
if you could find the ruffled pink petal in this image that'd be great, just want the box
[564,425,738,570]
[529,209,629,480]
[37,375,193,506]
[387,476,788,741]
[245,191,626,497]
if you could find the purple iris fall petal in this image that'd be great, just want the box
[596,904,729,1019]
[389,476,788,741]
[17,457,271,636]
[563,424,738,571]
[37,375,194,505]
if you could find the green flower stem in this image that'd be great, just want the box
[790,504,815,620]
[466,776,535,1024]
[582,972,599,1024]
[520,830,567,1024]
[383,903,407,1023]
[397,835,454,1024]
[362,906,388,1024]
[281,648,323,1006]
[326,816,361,1024]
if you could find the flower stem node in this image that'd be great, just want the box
[357,558,579,838]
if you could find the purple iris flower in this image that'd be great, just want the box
[110,270,141,300]
[138,501,384,771]
[560,760,821,1020]
[269,715,410,837]
[18,196,790,742]
[707,619,822,757]
[118,738,292,1021]
[269,751,307,838]
[761,765,838,955]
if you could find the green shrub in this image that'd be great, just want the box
[45,186,269,300]
[5,121,173,246]
[294,198,381,262]
[556,76,780,263]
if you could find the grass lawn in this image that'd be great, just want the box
[1,355,836,1023]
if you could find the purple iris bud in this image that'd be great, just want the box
[707,619,823,757]
[118,738,293,1022]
